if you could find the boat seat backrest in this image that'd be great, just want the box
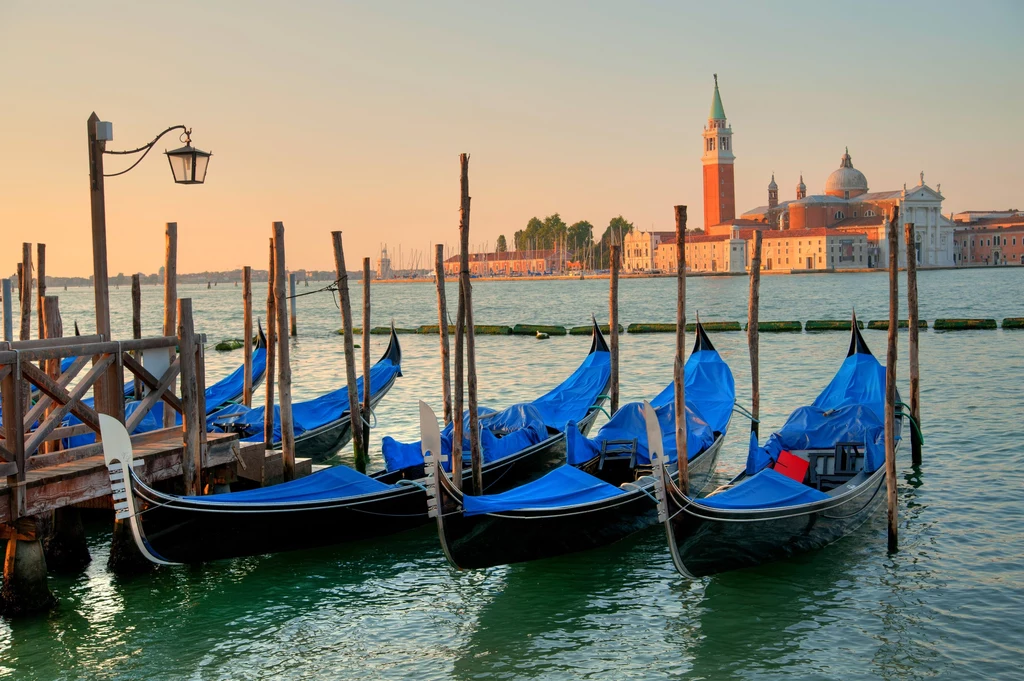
[804,442,864,491]
[599,438,638,471]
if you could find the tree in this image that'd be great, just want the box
[496,235,507,253]
[567,221,593,248]
[597,216,635,268]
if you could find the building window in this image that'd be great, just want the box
[834,211,845,220]
[853,211,858,217]
[865,210,875,217]
[707,138,715,151]
[721,137,729,151]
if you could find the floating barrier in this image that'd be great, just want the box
[933,318,997,331]
[415,325,455,335]
[474,325,513,335]
[805,320,865,332]
[214,339,244,352]
[743,321,803,332]
[1003,318,1024,329]
[867,319,928,330]
[511,324,567,336]
[626,323,676,333]
[693,321,741,332]
[370,327,416,335]
[569,324,624,335]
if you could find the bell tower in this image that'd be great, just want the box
[702,74,736,231]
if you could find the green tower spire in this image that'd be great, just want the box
[709,73,726,120]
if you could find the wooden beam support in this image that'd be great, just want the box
[885,208,900,553]
[609,243,620,415]
[163,222,178,427]
[434,244,452,426]
[361,258,371,457]
[177,298,202,496]
[21,355,89,429]
[21,356,113,456]
[331,231,365,472]
[458,153,483,496]
[264,239,277,448]
[131,273,142,400]
[273,223,295,481]
[121,353,184,414]
[748,230,762,438]
[674,205,689,496]
[124,359,181,433]
[242,266,253,407]
[905,222,922,466]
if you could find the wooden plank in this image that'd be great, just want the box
[2,354,26,518]
[122,353,183,413]
[41,295,61,454]
[6,334,103,350]
[22,355,90,428]
[124,358,181,432]
[21,355,112,456]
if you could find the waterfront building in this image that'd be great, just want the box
[622,230,674,272]
[443,249,560,276]
[376,248,393,279]
[759,228,869,272]
[696,76,955,270]
[953,215,1024,265]
[655,231,747,273]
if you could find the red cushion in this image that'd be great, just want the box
[775,450,810,483]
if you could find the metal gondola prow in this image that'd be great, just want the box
[382,322,403,376]
[255,318,268,349]
[848,309,873,357]
[692,313,715,354]
[99,415,177,566]
[589,315,610,355]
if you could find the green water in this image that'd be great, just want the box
[2,269,1023,679]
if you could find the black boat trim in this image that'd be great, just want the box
[589,317,610,355]
[848,310,871,357]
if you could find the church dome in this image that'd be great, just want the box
[825,148,868,198]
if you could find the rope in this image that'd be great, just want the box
[732,404,759,423]
[895,402,924,444]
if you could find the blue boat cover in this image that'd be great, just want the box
[381,349,610,473]
[186,462,391,504]
[462,464,626,517]
[566,347,734,466]
[205,346,267,411]
[699,468,830,510]
[211,357,401,444]
[746,350,892,475]
[382,403,548,473]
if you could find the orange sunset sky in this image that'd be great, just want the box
[2,1,1023,277]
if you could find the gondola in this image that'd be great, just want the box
[100,322,611,564]
[425,320,734,570]
[375,319,611,487]
[653,315,904,578]
[208,324,403,462]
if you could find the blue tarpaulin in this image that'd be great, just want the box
[745,348,893,475]
[566,346,734,466]
[212,357,401,444]
[186,462,391,503]
[463,464,626,516]
[381,348,610,473]
[699,468,830,510]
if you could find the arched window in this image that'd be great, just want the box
[834,211,845,220]
[865,210,875,217]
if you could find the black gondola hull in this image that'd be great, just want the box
[668,467,887,578]
[440,432,724,570]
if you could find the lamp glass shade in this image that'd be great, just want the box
[165,144,212,184]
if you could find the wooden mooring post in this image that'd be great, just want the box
[20,243,31,341]
[289,272,298,337]
[459,153,483,495]
[361,258,372,455]
[452,250,466,490]
[2,278,13,342]
[885,209,900,552]
[178,299,204,495]
[609,243,620,415]
[162,222,178,427]
[265,239,277,448]
[674,206,688,495]
[131,274,142,400]
[748,230,762,437]
[242,266,253,407]
[35,244,45,341]
[905,222,922,466]
[331,231,367,472]
[434,244,453,427]
[273,223,296,481]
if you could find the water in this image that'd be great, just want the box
[2,268,1022,679]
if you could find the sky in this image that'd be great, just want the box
[2,1,1023,277]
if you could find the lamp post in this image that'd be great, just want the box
[86,113,212,419]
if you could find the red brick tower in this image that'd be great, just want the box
[702,74,736,231]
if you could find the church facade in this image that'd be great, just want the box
[701,78,955,269]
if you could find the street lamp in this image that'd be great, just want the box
[86,113,213,419]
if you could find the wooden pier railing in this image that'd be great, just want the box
[0,310,209,521]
